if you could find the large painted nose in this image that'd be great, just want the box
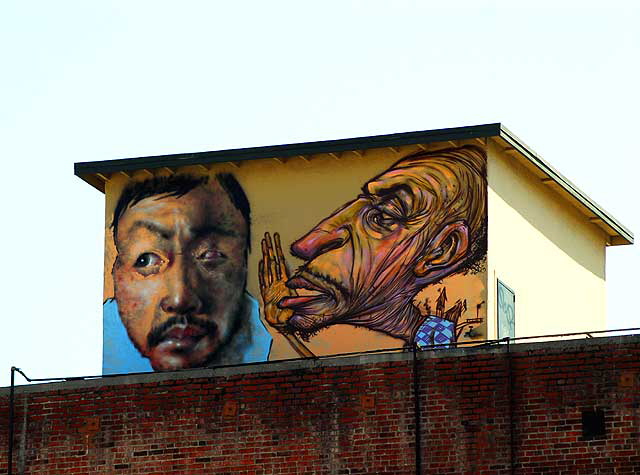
[160,261,203,315]
[291,226,350,261]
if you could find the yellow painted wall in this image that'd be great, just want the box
[486,141,607,340]
[103,143,488,366]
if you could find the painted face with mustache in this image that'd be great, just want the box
[279,148,485,339]
[113,182,248,371]
[279,182,436,335]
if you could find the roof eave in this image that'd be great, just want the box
[73,122,633,246]
[497,124,633,246]
[73,123,503,192]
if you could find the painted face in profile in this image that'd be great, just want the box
[279,147,485,336]
[112,179,248,371]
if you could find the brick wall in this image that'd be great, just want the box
[1,335,639,474]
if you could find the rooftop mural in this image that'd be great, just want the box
[102,144,488,374]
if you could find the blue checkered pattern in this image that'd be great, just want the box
[414,316,455,349]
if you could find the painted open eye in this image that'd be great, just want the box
[134,252,162,268]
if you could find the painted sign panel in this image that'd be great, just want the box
[102,144,488,373]
[497,280,515,339]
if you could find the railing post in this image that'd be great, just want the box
[506,338,515,475]
[412,344,423,475]
[8,367,16,475]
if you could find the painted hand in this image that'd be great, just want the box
[259,232,295,330]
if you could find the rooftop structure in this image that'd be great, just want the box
[74,123,633,375]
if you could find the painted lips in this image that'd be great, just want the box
[154,324,209,352]
[279,275,333,311]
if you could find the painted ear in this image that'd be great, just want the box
[414,221,470,278]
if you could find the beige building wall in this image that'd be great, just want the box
[486,140,608,340]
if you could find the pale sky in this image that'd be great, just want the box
[1,0,638,386]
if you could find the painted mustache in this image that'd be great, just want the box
[147,315,217,348]
[287,267,348,298]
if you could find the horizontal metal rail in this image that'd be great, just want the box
[7,326,640,385]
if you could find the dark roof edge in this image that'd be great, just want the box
[74,123,502,178]
[498,125,634,245]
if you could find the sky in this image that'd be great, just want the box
[1,0,638,386]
